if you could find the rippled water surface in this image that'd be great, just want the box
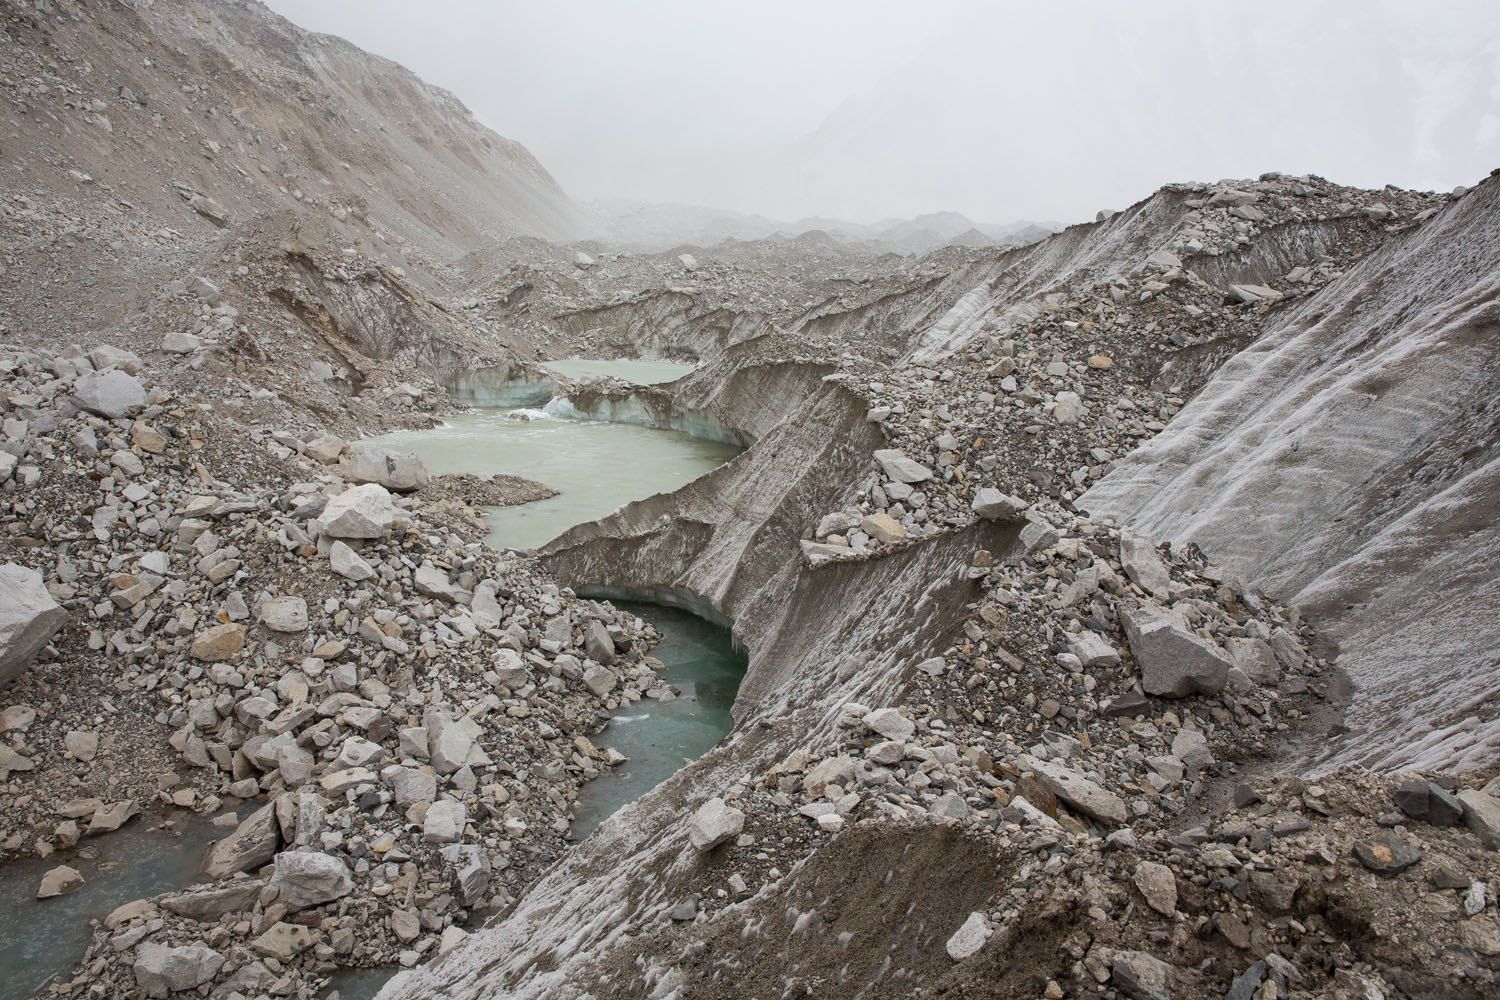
[569,600,746,840]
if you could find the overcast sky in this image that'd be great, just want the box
[265,0,1500,226]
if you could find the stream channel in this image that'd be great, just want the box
[0,359,747,1000]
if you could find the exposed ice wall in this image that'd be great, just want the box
[443,365,558,408]
[1081,173,1500,774]
[543,393,751,447]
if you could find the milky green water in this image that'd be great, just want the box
[569,600,746,839]
[541,357,694,385]
[364,408,739,550]
[0,811,229,1000]
[321,601,746,1000]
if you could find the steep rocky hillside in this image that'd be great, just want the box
[2,0,581,269]
[0,0,595,453]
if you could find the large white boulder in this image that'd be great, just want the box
[0,564,66,687]
[316,483,398,539]
[688,797,744,851]
[73,369,146,419]
[1120,605,1231,698]
[945,911,992,960]
[340,447,429,492]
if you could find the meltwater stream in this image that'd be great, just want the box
[3,369,743,1000]
[324,375,746,998]
[567,600,745,839]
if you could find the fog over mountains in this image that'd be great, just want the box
[266,0,1500,224]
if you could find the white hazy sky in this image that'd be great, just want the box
[265,0,1500,226]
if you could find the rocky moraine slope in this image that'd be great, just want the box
[2,2,1499,999]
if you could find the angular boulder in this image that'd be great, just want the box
[1133,861,1177,916]
[1226,637,1280,686]
[582,663,617,697]
[945,911,991,960]
[1068,630,1121,668]
[862,707,915,741]
[203,802,279,878]
[860,512,906,543]
[1121,605,1231,698]
[133,943,225,998]
[441,843,490,906]
[1020,754,1127,825]
[382,764,437,807]
[1112,950,1173,1000]
[415,562,470,604]
[257,596,308,633]
[189,622,245,662]
[251,921,313,961]
[73,369,146,419]
[161,880,263,920]
[688,797,745,851]
[329,541,375,581]
[87,345,143,373]
[971,488,1026,520]
[266,851,353,912]
[1458,788,1500,848]
[303,434,346,465]
[36,864,84,899]
[341,447,430,492]
[584,619,617,665]
[0,563,67,687]
[1119,530,1172,598]
[161,332,202,354]
[423,799,468,844]
[873,449,933,483]
[316,483,398,539]
[426,711,483,775]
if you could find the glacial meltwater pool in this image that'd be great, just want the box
[541,356,695,385]
[364,406,738,550]
[0,810,228,999]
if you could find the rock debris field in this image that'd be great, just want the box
[2,2,1499,999]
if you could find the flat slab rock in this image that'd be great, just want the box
[1019,754,1127,825]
